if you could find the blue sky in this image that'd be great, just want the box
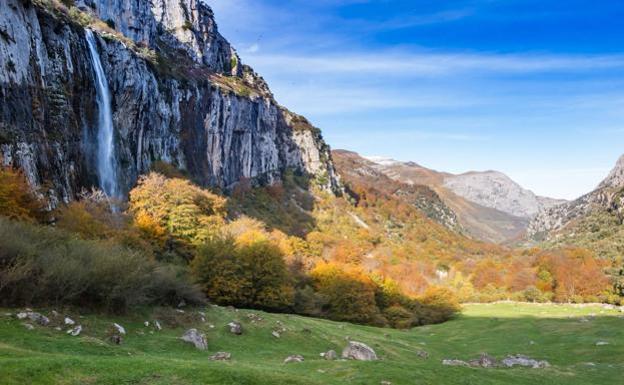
[207,0,624,199]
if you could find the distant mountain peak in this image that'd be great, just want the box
[363,155,402,166]
[598,154,624,190]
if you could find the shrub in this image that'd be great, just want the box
[0,218,202,311]
[191,236,294,311]
[416,286,461,324]
[311,262,384,325]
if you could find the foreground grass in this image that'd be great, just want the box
[0,303,622,384]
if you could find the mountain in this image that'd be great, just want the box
[528,155,624,257]
[333,150,460,231]
[443,171,565,218]
[363,155,564,243]
[0,0,339,205]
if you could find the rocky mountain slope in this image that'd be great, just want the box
[0,0,340,206]
[363,155,562,243]
[333,150,460,231]
[528,155,624,257]
[443,171,564,218]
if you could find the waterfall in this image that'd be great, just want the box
[85,30,119,198]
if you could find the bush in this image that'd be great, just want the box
[0,218,203,311]
[416,286,461,325]
[191,236,294,311]
[311,262,384,325]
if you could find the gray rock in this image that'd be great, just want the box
[64,317,76,326]
[284,355,305,364]
[209,352,231,361]
[501,355,550,368]
[22,323,34,330]
[227,322,243,335]
[595,341,610,346]
[67,325,82,336]
[109,335,123,345]
[18,312,50,326]
[468,353,498,368]
[272,331,281,338]
[442,359,469,367]
[416,350,429,359]
[321,350,337,360]
[341,341,377,361]
[113,323,126,335]
[154,321,162,331]
[180,329,208,350]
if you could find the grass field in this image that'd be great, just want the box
[0,303,622,385]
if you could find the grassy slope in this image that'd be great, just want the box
[1,304,622,385]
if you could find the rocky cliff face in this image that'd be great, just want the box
[528,155,624,239]
[443,171,563,219]
[0,0,340,206]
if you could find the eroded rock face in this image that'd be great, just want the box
[341,341,377,361]
[180,328,207,350]
[0,0,341,206]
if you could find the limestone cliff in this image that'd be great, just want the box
[0,0,340,206]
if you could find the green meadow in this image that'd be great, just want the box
[0,303,622,385]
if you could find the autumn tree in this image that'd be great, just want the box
[0,167,42,221]
[191,236,294,311]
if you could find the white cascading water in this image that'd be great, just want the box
[85,29,119,198]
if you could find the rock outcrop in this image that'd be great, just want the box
[341,341,377,361]
[0,0,340,206]
[528,154,624,240]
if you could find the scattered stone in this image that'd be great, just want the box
[67,325,82,336]
[321,350,337,360]
[381,381,392,385]
[178,300,187,308]
[529,340,536,345]
[64,317,76,326]
[247,313,263,322]
[596,341,610,346]
[208,324,215,329]
[341,341,377,361]
[144,321,150,327]
[109,335,123,345]
[579,317,590,323]
[176,309,185,314]
[154,321,162,331]
[227,321,243,335]
[501,355,550,369]
[416,350,429,359]
[209,352,231,361]
[54,327,62,331]
[468,353,498,368]
[113,323,126,335]
[272,331,281,338]
[51,310,59,317]
[284,354,305,363]
[442,359,469,367]
[23,323,35,330]
[180,329,208,350]
[17,312,49,326]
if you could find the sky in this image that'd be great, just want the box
[207,0,624,200]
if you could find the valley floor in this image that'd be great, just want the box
[0,303,622,385]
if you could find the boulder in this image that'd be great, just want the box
[18,311,49,326]
[227,321,243,335]
[442,359,469,367]
[341,341,378,361]
[468,353,498,368]
[113,323,126,335]
[209,352,232,361]
[109,335,123,345]
[272,331,281,338]
[180,329,208,350]
[284,354,305,363]
[321,350,337,360]
[501,355,550,369]
[67,325,82,336]
[154,321,162,331]
[64,317,76,326]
